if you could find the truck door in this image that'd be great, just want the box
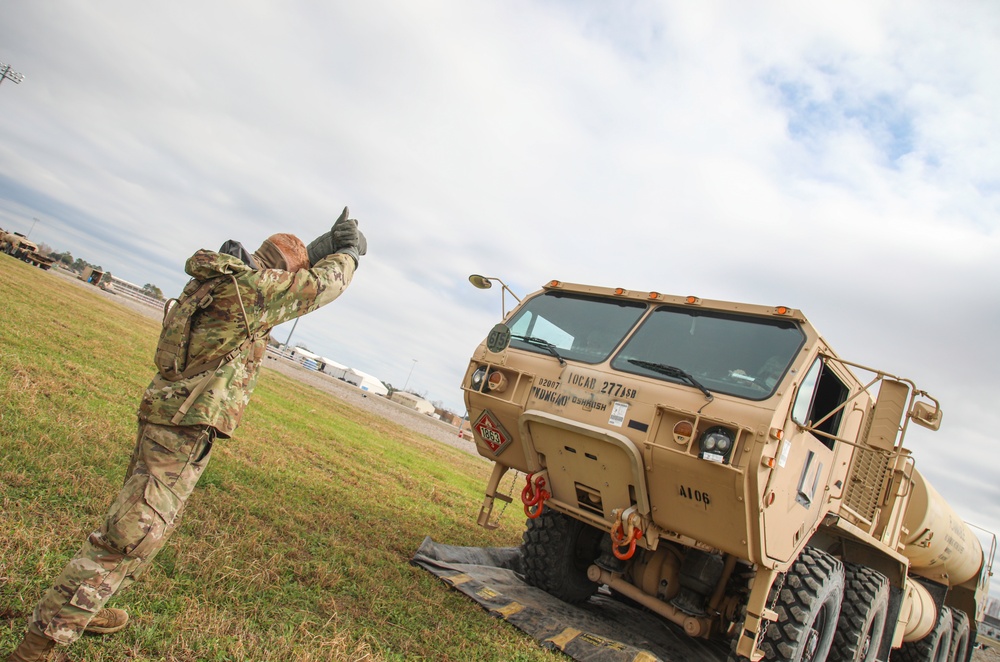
[763,356,849,563]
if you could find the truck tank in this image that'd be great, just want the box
[901,468,983,585]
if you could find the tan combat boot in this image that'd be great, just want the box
[84,608,129,635]
[6,631,55,662]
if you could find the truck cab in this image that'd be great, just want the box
[463,280,992,662]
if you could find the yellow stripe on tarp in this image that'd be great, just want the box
[445,573,472,586]
[545,627,582,650]
[493,601,525,618]
[476,586,501,600]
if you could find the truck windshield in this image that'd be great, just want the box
[610,306,805,400]
[506,292,647,364]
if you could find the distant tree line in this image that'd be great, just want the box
[41,245,165,301]
[47,250,103,275]
[142,283,163,299]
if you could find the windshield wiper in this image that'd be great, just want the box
[512,335,567,366]
[627,359,713,402]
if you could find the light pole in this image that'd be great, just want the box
[284,317,300,348]
[0,61,25,87]
[468,275,522,318]
[27,218,39,239]
[403,359,417,391]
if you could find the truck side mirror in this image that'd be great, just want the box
[791,359,822,427]
[910,400,942,431]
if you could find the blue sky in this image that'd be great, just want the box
[1,1,999,569]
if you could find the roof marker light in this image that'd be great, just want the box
[615,288,625,295]
[548,280,562,288]
[649,292,661,300]
[685,296,701,305]
[775,306,790,315]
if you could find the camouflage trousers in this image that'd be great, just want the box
[29,421,214,645]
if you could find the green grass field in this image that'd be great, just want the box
[0,256,559,661]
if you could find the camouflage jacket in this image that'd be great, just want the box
[138,249,355,436]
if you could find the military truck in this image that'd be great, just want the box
[0,230,54,270]
[463,279,995,662]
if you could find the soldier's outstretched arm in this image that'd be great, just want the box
[251,252,356,329]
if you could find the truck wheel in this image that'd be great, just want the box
[521,509,603,604]
[758,547,845,662]
[947,608,970,662]
[891,605,953,662]
[828,563,889,662]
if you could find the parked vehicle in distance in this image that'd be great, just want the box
[0,230,54,270]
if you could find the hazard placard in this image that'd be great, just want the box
[473,409,512,455]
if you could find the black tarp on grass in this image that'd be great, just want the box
[411,537,730,662]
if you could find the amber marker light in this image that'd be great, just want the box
[548,280,562,288]
[648,291,661,299]
[487,370,508,393]
[685,296,701,305]
[672,420,694,444]
[614,288,626,295]
[775,306,789,315]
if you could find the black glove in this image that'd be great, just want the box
[305,207,344,266]
[332,219,367,268]
[306,206,367,268]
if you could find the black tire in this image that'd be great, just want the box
[521,509,603,604]
[947,608,970,662]
[758,547,845,662]
[828,563,890,662]
[891,604,953,662]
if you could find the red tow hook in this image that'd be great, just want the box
[521,472,550,519]
[610,516,643,560]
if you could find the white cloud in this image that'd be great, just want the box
[2,0,999,569]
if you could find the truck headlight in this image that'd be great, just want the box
[699,426,734,464]
[470,365,511,393]
[471,366,488,391]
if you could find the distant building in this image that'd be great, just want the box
[343,368,388,396]
[982,612,1000,640]
[319,358,349,380]
[391,391,435,415]
[271,346,388,395]
[108,274,161,307]
[79,266,112,289]
[288,346,323,369]
[434,407,463,427]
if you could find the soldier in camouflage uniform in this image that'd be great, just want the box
[6,210,366,662]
